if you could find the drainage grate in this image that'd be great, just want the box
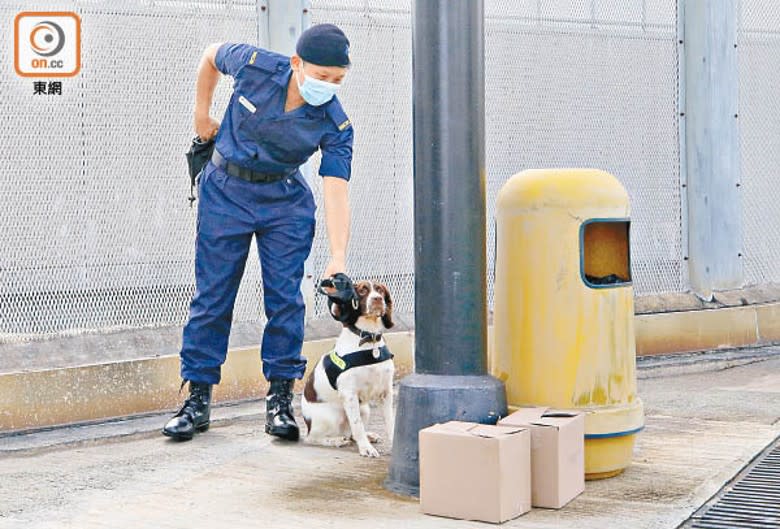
[690,440,780,529]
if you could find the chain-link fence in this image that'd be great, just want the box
[738,0,780,286]
[307,0,414,319]
[0,0,758,345]
[482,0,682,298]
[311,0,684,312]
[0,1,262,341]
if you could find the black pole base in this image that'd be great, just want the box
[384,373,507,497]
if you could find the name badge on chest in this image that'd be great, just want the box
[238,95,257,113]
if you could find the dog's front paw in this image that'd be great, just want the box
[366,431,382,444]
[358,443,380,458]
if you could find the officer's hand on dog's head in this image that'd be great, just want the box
[322,256,346,280]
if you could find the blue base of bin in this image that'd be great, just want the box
[384,373,507,497]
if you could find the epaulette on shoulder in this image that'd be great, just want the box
[325,99,352,131]
[246,48,288,72]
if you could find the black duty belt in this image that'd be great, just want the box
[211,149,293,183]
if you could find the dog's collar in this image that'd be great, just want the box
[347,324,383,346]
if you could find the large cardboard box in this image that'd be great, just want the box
[419,421,531,524]
[498,407,585,508]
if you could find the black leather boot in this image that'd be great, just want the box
[265,379,299,441]
[162,380,212,441]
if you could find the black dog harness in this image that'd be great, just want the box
[323,346,394,390]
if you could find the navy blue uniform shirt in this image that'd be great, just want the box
[213,42,353,181]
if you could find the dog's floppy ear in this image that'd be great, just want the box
[381,284,394,329]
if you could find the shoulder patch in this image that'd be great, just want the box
[245,48,288,73]
[325,101,351,131]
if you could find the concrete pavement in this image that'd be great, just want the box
[1,348,779,529]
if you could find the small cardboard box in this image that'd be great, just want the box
[419,421,531,524]
[498,407,585,509]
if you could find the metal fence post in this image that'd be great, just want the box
[256,1,269,48]
[264,0,316,321]
[265,0,309,55]
[682,0,744,299]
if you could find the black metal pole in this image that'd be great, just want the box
[385,0,506,497]
[413,0,487,376]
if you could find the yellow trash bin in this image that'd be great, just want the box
[490,168,644,479]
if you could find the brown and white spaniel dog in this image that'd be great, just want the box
[301,280,395,457]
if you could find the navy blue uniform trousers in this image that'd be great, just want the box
[180,160,316,384]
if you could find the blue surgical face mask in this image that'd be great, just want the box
[296,64,341,106]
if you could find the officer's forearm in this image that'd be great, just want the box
[322,177,350,261]
[194,44,221,119]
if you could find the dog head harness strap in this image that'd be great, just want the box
[317,273,361,325]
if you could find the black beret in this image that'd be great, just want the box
[296,24,350,67]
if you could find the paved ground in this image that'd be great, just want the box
[1,348,779,529]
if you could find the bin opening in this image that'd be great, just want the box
[580,219,631,288]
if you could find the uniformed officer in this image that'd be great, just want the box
[163,24,354,442]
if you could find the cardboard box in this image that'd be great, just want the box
[419,421,531,524]
[498,407,585,509]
